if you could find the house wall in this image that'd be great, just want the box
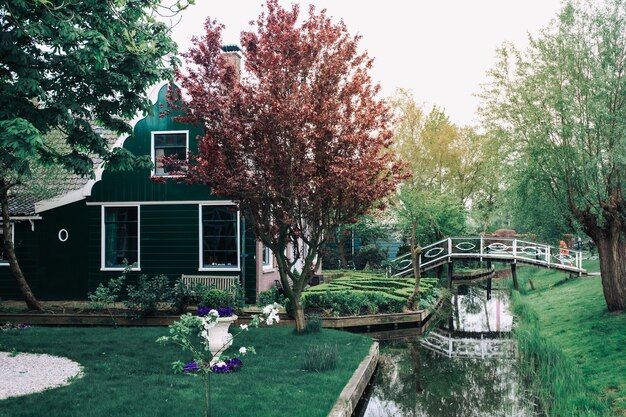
[0,200,89,300]
[1,84,261,303]
[255,241,281,300]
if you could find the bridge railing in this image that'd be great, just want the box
[388,237,584,277]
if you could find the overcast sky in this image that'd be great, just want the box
[169,1,564,127]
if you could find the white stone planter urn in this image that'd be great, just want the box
[202,315,238,356]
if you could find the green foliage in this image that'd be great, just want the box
[168,280,194,314]
[125,274,171,318]
[511,293,609,416]
[304,315,322,333]
[303,290,406,316]
[479,0,626,309]
[303,271,440,316]
[230,282,246,309]
[302,344,338,372]
[354,243,387,270]
[0,0,193,308]
[198,288,233,309]
[87,275,125,310]
[257,287,286,307]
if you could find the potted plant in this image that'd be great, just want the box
[197,289,238,355]
[198,306,237,355]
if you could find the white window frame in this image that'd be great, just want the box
[262,245,274,272]
[198,202,240,272]
[100,204,141,271]
[150,130,189,177]
[0,224,14,266]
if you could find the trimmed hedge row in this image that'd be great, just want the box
[302,272,440,316]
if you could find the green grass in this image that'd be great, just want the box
[0,326,372,417]
[508,260,626,416]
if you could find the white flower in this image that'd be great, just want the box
[262,304,274,315]
[209,309,219,318]
[239,347,247,355]
[201,317,217,329]
[240,324,249,331]
[215,361,226,368]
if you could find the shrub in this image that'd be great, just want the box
[198,288,233,309]
[87,275,125,310]
[302,344,338,372]
[354,244,387,270]
[302,290,406,316]
[257,286,286,307]
[231,282,246,309]
[168,280,194,314]
[125,274,171,318]
[304,314,322,333]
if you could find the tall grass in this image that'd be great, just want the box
[511,292,610,416]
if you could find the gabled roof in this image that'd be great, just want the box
[7,125,119,217]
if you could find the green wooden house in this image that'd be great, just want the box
[0,82,280,303]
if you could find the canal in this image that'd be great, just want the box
[358,282,540,417]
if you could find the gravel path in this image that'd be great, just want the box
[0,352,83,400]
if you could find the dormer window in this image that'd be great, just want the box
[151,131,189,176]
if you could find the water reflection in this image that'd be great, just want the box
[361,283,537,417]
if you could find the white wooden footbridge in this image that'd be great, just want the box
[389,237,586,278]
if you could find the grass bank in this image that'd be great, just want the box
[0,326,372,417]
[509,260,626,416]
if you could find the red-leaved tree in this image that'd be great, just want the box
[176,0,402,331]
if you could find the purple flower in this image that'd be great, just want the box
[210,357,243,374]
[226,357,243,371]
[183,362,199,373]
[198,306,235,317]
[197,307,211,317]
[217,306,236,317]
[211,362,231,373]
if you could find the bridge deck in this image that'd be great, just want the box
[391,237,586,278]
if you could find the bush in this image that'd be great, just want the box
[88,275,125,311]
[354,244,387,270]
[302,290,406,316]
[257,286,286,307]
[231,282,246,309]
[168,280,194,314]
[198,288,233,309]
[125,274,171,318]
[302,344,338,372]
[304,314,322,333]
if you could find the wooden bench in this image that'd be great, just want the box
[181,275,239,294]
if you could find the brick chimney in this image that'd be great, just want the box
[221,44,242,79]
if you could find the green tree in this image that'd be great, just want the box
[390,90,479,305]
[480,0,626,311]
[0,0,191,310]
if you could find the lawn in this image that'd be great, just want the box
[0,326,372,417]
[510,260,626,415]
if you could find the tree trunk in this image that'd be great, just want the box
[292,295,305,333]
[337,230,349,269]
[594,232,626,312]
[0,185,44,311]
[406,222,422,310]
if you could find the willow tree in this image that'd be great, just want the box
[480,0,626,311]
[176,0,401,332]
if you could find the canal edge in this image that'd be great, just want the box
[327,341,379,417]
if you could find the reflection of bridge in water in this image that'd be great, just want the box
[421,289,515,360]
[389,236,586,278]
[421,330,515,359]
